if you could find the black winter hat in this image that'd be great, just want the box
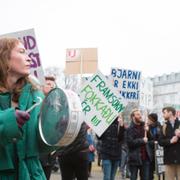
[148,113,158,122]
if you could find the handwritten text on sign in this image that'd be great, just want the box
[80,71,125,137]
[111,68,141,102]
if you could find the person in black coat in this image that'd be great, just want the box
[98,115,125,180]
[57,122,89,180]
[127,109,152,180]
[159,106,180,179]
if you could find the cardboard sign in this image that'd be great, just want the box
[110,68,142,103]
[80,71,126,137]
[65,48,98,74]
[0,29,45,84]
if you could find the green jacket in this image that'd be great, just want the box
[0,83,49,180]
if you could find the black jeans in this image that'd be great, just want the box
[58,151,89,180]
[129,160,151,180]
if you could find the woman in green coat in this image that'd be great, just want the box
[0,37,48,179]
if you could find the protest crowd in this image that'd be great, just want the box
[0,34,180,180]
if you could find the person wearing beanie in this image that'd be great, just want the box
[148,113,158,123]
[147,113,161,180]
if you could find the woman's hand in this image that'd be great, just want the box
[15,110,30,128]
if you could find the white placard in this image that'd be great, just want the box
[110,68,142,103]
[80,71,126,136]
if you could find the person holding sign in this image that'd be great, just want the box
[126,109,152,180]
[0,37,51,179]
[97,115,125,180]
[159,107,180,180]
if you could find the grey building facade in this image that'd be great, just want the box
[151,72,180,120]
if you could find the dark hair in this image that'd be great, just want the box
[148,113,158,122]
[45,76,56,81]
[162,106,176,116]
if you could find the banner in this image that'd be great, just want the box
[0,29,45,84]
[110,68,142,102]
[80,71,126,136]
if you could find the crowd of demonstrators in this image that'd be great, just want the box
[159,106,180,180]
[2,38,180,180]
[97,115,125,180]
[95,107,180,180]
[0,37,54,179]
[39,76,57,180]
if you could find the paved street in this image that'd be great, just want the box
[50,164,163,180]
[50,170,121,180]
[51,171,106,180]
[50,163,121,180]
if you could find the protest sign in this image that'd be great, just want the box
[0,29,45,84]
[110,68,142,102]
[65,48,97,74]
[155,143,165,175]
[80,71,126,136]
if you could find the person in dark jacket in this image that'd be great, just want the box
[127,109,152,180]
[147,113,161,180]
[98,115,125,180]
[58,122,89,180]
[159,106,180,179]
[119,125,130,180]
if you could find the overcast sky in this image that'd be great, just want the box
[1,0,180,77]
